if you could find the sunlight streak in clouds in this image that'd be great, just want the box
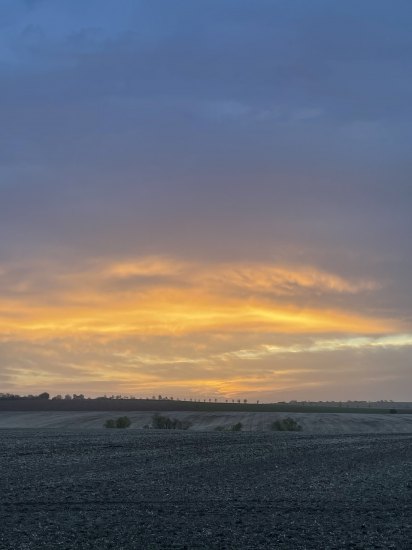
[217,334,412,361]
[0,255,409,398]
[0,256,391,339]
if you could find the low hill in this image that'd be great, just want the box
[1,411,412,433]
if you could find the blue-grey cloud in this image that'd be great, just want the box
[1,2,411,265]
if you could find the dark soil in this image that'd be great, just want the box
[1,431,411,549]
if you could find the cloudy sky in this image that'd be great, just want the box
[1,0,411,400]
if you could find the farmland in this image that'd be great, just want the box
[1,430,411,549]
[1,410,412,433]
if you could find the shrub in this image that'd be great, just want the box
[151,414,191,430]
[214,426,225,431]
[230,422,243,431]
[116,416,132,428]
[104,416,131,429]
[271,417,302,431]
[389,408,398,414]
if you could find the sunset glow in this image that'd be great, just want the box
[1,1,411,400]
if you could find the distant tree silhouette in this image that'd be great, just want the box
[38,392,50,400]
[0,393,22,400]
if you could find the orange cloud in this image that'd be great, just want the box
[0,256,398,341]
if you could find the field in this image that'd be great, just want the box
[1,430,411,549]
[1,410,412,433]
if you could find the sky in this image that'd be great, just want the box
[0,0,411,401]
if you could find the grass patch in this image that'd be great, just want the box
[213,422,243,432]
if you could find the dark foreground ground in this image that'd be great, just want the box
[1,431,411,549]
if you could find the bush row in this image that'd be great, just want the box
[104,415,303,431]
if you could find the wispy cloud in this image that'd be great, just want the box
[0,256,391,340]
[217,334,412,361]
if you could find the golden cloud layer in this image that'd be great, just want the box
[0,256,394,339]
[1,256,410,398]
